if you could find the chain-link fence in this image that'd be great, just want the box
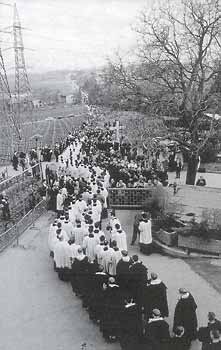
[0,199,46,253]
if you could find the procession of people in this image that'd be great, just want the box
[46,122,221,350]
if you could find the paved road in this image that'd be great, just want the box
[0,213,120,350]
[0,211,221,350]
[118,210,221,350]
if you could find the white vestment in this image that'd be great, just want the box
[115,231,127,251]
[62,221,74,240]
[139,220,152,244]
[54,241,71,268]
[82,235,99,261]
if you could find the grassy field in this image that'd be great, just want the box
[0,104,88,163]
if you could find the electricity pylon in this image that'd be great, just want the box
[0,47,21,148]
[13,3,33,132]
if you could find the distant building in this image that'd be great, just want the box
[33,99,44,108]
[66,94,75,105]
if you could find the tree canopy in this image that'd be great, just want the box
[101,0,221,184]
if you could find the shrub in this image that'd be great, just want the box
[153,213,184,232]
[178,220,221,240]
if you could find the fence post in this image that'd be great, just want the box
[16,223,19,246]
[23,199,26,216]
[30,204,39,231]
[31,206,36,228]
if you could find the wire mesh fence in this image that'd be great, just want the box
[0,199,46,252]
[0,163,42,193]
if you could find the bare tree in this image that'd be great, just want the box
[105,0,221,184]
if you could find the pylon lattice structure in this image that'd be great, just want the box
[13,3,33,133]
[0,48,21,149]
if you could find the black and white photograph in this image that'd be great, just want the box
[0,0,220,349]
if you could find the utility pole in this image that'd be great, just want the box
[13,3,33,134]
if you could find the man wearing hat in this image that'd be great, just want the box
[173,288,198,346]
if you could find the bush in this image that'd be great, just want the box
[153,213,184,232]
[178,220,221,240]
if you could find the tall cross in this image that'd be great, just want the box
[110,120,125,143]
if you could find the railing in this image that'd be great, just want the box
[108,187,168,209]
[0,199,46,253]
[0,163,43,193]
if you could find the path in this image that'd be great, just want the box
[117,209,221,350]
[0,210,221,350]
[168,170,221,188]
[0,213,120,350]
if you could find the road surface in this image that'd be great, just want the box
[0,210,221,350]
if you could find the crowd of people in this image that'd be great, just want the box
[47,122,220,350]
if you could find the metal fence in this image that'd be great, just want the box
[108,187,168,209]
[0,199,46,253]
[0,163,43,193]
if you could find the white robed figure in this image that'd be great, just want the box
[48,222,59,254]
[114,225,127,252]
[54,234,72,274]
[138,212,152,255]
[82,231,99,261]
[63,220,74,240]
[101,245,114,275]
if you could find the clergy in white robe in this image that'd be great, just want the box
[91,202,102,224]
[101,245,114,275]
[73,221,87,246]
[54,234,72,282]
[75,197,87,220]
[138,213,152,255]
[56,191,64,214]
[68,237,81,260]
[48,222,58,255]
[62,220,74,240]
[115,229,127,252]
[82,232,99,261]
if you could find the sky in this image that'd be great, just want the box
[0,0,154,73]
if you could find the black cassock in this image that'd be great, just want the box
[88,272,108,322]
[82,260,99,308]
[119,303,143,350]
[116,259,132,295]
[145,319,170,349]
[168,336,190,350]
[101,284,124,339]
[173,293,198,341]
[143,281,169,319]
[71,256,89,297]
[128,262,147,306]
